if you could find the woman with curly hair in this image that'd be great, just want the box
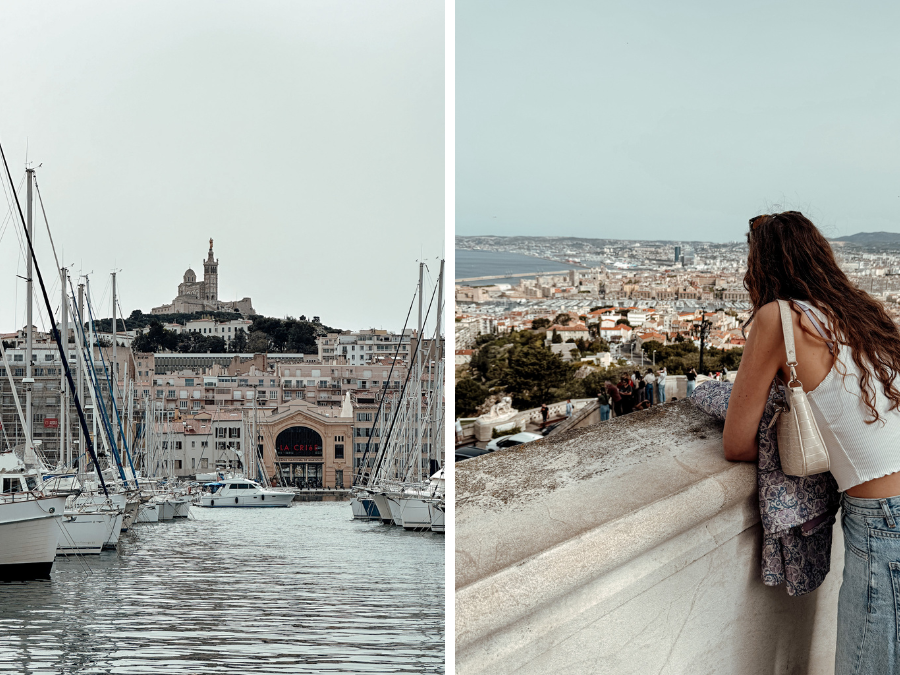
[724,211,900,674]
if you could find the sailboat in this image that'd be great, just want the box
[350,260,445,532]
[0,451,67,581]
[0,158,124,557]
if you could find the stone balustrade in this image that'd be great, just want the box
[456,399,842,675]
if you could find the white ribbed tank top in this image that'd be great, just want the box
[794,300,900,491]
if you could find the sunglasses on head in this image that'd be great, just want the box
[749,210,803,230]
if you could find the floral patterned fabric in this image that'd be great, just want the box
[690,380,840,596]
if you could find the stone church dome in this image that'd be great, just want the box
[183,268,196,283]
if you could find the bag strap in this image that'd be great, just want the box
[776,299,801,387]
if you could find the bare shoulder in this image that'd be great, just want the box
[748,302,786,351]
[753,301,781,330]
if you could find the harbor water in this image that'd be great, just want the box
[0,502,445,674]
[456,248,586,285]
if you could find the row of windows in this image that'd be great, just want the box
[156,389,277,399]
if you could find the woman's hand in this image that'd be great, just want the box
[723,302,784,462]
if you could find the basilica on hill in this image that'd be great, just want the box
[151,239,256,317]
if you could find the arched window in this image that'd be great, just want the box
[275,426,323,457]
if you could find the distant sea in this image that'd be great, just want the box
[456,249,585,286]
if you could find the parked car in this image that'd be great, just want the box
[455,446,492,462]
[485,431,543,452]
[541,422,562,436]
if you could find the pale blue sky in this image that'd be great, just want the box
[0,1,443,334]
[457,1,900,241]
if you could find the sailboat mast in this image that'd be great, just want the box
[77,283,85,470]
[434,259,444,471]
[60,266,68,467]
[25,168,34,463]
[112,271,118,452]
[416,261,423,484]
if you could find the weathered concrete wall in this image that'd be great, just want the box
[456,400,842,675]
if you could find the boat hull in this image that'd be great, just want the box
[157,501,175,521]
[56,512,108,555]
[350,497,381,520]
[135,503,159,523]
[199,490,294,509]
[122,499,141,531]
[0,497,66,579]
[102,512,125,549]
[428,503,444,533]
[173,499,192,518]
[399,498,431,531]
[0,561,54,582]
[385,496,404,526]
[371,494,395,525]
[199,492,293,508]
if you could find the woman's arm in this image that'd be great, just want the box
[722,302,785,461]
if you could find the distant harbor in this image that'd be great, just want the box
[456,249,587,286]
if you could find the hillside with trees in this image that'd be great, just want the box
[97,310,342,355]
[456,329,743,417]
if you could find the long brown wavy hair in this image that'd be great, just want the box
[744,210,900,423]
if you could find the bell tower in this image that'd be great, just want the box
[203,238,219,302]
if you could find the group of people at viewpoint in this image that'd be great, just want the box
[597,367,678,421]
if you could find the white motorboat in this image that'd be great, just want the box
[198,480,294,508]
[0,466,66,581]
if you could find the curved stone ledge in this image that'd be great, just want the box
[456,399,842,675]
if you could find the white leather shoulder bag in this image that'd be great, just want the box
[773,299,831,477]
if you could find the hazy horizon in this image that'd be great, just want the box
[458,1,900,243]
[0,1,444,337]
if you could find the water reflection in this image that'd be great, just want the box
[0,503,445,674]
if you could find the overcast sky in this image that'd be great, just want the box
[0,1,444,336]
[458,0,900,242]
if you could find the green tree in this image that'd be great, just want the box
[615,318,631,327]
[248,331,270,353]
[502,342,570,408]
[531,317,551,330]
[553,313,572,326]
[230,328,248,353]
[286,321,317,353]
[641,340,665,356]
[551,330,562,344]
[456,378,489,417]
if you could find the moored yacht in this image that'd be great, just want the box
[199,479,294,507]
[0,456,67,581]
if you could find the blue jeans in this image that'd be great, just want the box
[599,404,610,421]
[656,382,666,403]
[686,380,696,397]
[644,383,654,404]
[836,494,900,674]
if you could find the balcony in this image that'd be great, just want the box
[456,399,841,675]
